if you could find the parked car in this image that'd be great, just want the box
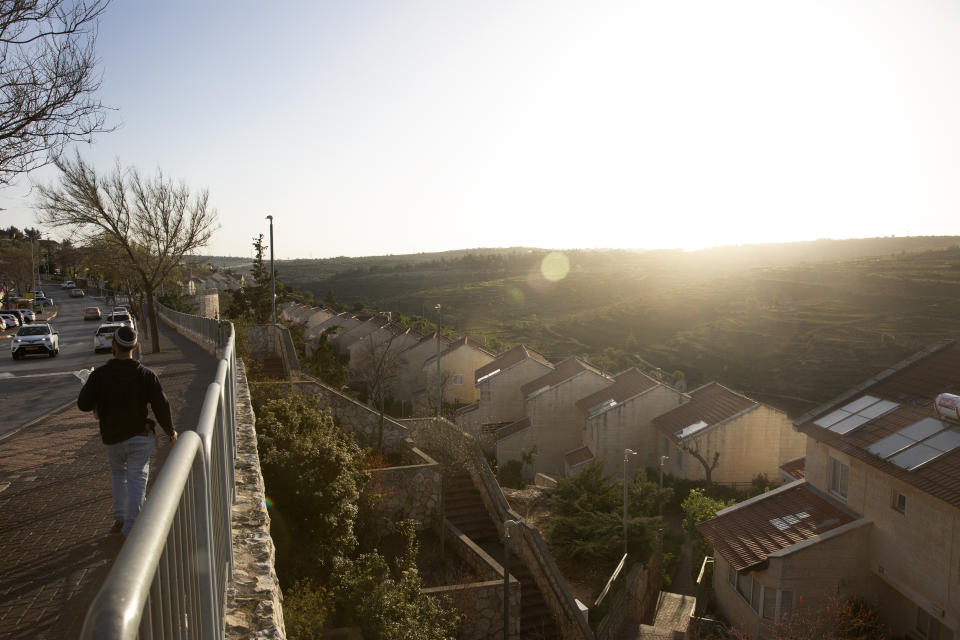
[70,288,85,298]
[94,322,124,353]
[7,309,26,325]
[35,296,53,307]
[0,313,21,329]
[61,281,76,289]
[0,317,6,331]
[11,323,59,359]
[83,306,102,321]
[20,309,35,323]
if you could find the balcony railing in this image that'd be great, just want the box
[80,304,237,639]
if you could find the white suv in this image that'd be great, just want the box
[94,322,126,353]
[11,323,59,359]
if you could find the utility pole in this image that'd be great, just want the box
[503,519,521,639]
[623,449,637,556]
[266,215,276,325]
[435,303,442,417]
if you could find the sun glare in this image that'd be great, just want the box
[541,252,571,282]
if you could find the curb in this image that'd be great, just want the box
[0,398,76,443]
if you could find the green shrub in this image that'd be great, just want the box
[497,460,524,488]
[257,394,369,585]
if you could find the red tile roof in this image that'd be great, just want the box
[475,344,552,384]
[495,417,531,441]
[697,482,862,571]
[575,368,660,417]
[520,357,607,399]
[779,457,806,480]
[565,446,594,468]
[795,341,960,509]
[652,382,759,442]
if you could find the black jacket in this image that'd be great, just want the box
[78,358,174,445]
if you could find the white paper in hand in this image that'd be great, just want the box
[74,368,93,384]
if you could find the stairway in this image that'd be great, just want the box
[444,472,561,640]
[257,356,286,379]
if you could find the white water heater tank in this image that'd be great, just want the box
[935,393,960,421]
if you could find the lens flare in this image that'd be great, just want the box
[264,495,274,509]
[540,252,570,282]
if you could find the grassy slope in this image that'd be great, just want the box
[235,237,960,417]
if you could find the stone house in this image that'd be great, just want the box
[458,344,555,436]
[651,382,804,485]
[394,332,453,403]
[347,322,422,383]
[698,341,960,639]
[306,312,362,345]
[496,357,612,477]
[573,368,687,477]
[420,336,496,410]
[333,314,389,355]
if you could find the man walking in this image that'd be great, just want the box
[78,326,177,536]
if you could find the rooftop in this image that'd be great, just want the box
[565,446,594,468]
[795,341,960,509]
[652,382,759,442]
[779,456,806,481]
[575,368,661,418]
[520,357,607,399]
[475,344,552,384]
[697,481,863,571]
[495,417,531,441]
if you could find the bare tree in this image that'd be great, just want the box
[1,0,113,186]
[352,330,404,452]
[681,440,720,487]
[36,153,217,352]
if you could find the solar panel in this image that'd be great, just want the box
[841,395,882,413]
[890,443,941,471]
[815,409,852,428]
[859,399,899,419]
[830,414,872,435]
[900,417,946,441]
[867,433,915,459]
[923,428,960,453]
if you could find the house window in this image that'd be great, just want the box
[780,591,793,619]
[452,374,464,386]
[763,588,777,620]
[829,457,849,499]
[751,580,761,614]
[728,566,736,588]
[736,572,752,600]
[891,490,906,514]
[916,606,942,640]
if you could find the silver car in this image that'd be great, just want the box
[11,323,60,359]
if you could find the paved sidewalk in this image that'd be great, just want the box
[0,321,219,639]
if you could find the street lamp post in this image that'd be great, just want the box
[659,455,669,516]
[435,304,442,418]
[266,215,276,325]
[503,519,521,639]
[623,449,637,556]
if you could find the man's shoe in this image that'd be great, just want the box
[110,520,124,534]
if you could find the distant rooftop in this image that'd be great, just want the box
[652,382,759,442]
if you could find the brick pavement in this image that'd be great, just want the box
[0,320,219,639]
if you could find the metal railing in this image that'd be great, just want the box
[81,305,237,639]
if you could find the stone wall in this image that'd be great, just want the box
[425,521,521,640]
[197,292,219,319]
[365,446,441,535]
[595,554,663,640]
[294,377,411,451]
[224,361,286,639]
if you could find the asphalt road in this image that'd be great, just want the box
[0,284,124,439]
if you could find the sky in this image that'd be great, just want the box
[2,0,960,259]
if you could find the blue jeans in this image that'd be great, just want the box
[106,435,154,536]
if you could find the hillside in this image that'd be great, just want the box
[208,236,960,417]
